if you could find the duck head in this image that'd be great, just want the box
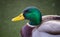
[12,7,42,26]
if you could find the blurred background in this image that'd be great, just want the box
[0,0,60,37]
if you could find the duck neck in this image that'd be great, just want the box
[29,18,42,26]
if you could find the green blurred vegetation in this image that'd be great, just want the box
[0,0,60,37]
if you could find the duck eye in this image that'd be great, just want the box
[24,9,29,13]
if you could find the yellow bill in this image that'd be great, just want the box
[11,13,25,22]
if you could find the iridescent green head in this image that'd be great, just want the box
[23,7,42,25]
[12,7,42,26]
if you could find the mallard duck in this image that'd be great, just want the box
[11,7,60,37]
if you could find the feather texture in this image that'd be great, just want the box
[32,15,60,37]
